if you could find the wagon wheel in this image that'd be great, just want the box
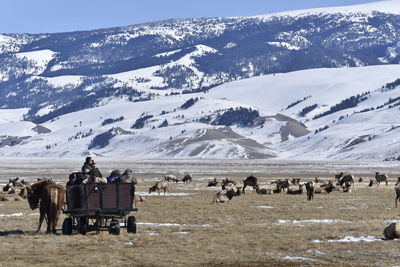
[127,216,137,234]
[109,220,120,235]
[77,217,88,235]
[62,217,73,235]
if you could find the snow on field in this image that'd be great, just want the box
[0,213,39,218]
[174,231,190,235]
[306,250,325,255]
[283,256,316,262]
[312,236,382,243]
[136,192,193,196]
[137,222,211,227]
[276,219,350,224]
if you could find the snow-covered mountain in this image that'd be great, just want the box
[2,64,400,160]
[1,0,400,160]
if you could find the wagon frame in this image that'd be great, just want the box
[62,182,138,235]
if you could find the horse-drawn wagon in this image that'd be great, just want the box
[62,182,138,235]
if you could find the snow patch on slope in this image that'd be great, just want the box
[253,0,400,20]
[15,50,56,74]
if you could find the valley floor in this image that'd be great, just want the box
[0,158,399,266]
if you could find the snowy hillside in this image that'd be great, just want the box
[1,0,400,113]
[1,65,400,160]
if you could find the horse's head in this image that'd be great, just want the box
[27,187,40,210]
[26,179,52,210]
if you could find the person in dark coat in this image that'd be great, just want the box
[81,157,93,177]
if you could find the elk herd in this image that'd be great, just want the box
[201,171,398,204]
[146,171,399,206]
[1,169,399,236]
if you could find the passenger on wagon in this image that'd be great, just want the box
[81,157,94,177]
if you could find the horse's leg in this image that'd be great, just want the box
[46,211,52,234]
[36,211,44,233]
[53,214,60,234]
[242,184,246,194]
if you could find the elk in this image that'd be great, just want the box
[287,184,303,195]
[395,180,400,208]
[164,175,179,183]
[207,178,219,187]
[254,185,273,195]
[212,189,237,203]
[305,181,315,201]
[149,181,169,195]
[242,175,258,194]
[182,174,192,183]
[375,172,388,186]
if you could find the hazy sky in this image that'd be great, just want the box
[1,0,380,34]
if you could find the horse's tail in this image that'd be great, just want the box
[48,185,66,233]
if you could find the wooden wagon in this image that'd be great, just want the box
[62,182,138,235]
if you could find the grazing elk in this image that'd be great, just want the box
[287,184,303,195]
[182,174,192,183]
[339,174,355,187]
[27,179,65,234]
[221,178,237,190]
[207,178,219,187]
[164,175,179,183]
[273,179,290,191]
[368,179,374,187]
[305,181,315,201]
[242,175,258,194]
[149,181,169,195]
[375,172,388,186]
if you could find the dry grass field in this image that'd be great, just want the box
[0,158,399,266]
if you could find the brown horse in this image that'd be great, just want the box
[27,179,65,234]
